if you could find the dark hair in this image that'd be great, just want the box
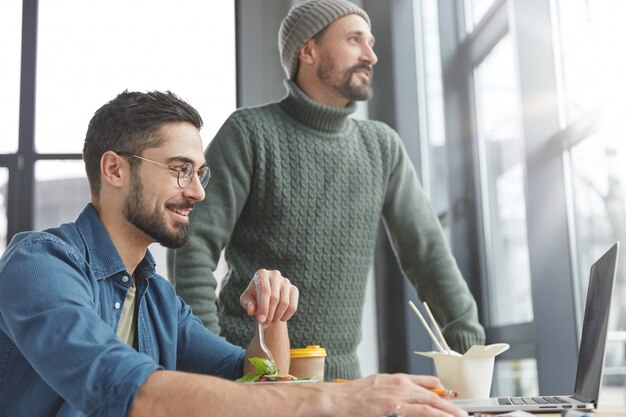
[82,90,203,198]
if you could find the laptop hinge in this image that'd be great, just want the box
[571,394,595,406]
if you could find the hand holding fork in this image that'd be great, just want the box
[240,269,299,365]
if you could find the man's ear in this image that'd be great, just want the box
[100,151,128,189]
[298,39,317,66]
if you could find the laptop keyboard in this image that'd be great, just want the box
[498,396,571,405]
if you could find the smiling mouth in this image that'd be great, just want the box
[170,207,192,217]
[351,65,373,82]
[167,202,195,220]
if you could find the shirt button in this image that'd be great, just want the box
[122,275,129,283]
[114,302,121,309]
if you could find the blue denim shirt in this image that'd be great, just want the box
[0,204,246,417]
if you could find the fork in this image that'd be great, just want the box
[254,274,276,364]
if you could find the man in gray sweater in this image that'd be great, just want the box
[168,0,485,380]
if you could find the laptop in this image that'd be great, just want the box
[453,241,620,414]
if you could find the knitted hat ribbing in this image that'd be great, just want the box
[278,0,371,79]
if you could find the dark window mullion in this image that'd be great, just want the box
[9,0,38,241]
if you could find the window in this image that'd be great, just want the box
[464,0,497,32]
[473,34,536,396]
[417,0,626,399]
[474,35,532,327]
[36,0,236,154]
[553,0,626,124]
[0,0,21,154]
[417,0,449,218]
[552,0,626,402]
[494,359,538,397]
[34,161,89,231]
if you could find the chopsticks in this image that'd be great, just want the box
[423,302,452,353]
[408,300,451,354]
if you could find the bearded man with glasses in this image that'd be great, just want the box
[0,90,300,416]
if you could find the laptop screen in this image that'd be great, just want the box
[573,242,619,403]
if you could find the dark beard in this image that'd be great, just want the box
[123,171,191,249]
[317,59,374,102]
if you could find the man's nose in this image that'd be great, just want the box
[183,172,206,202]
[362,43,378,66]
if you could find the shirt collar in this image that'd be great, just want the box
[75,204,156,281]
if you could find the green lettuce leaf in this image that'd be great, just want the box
[235,357,278,382]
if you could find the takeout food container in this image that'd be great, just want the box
[415,343,509,399]
[289,345,327,381]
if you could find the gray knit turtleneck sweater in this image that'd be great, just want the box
[168,80,484,380]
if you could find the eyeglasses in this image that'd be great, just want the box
[115,151,211,188]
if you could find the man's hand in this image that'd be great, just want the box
[240,269,299,325]
[241,269,298,375]
[332,374,469,417]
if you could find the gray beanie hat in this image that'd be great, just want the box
[278,0,371,79]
